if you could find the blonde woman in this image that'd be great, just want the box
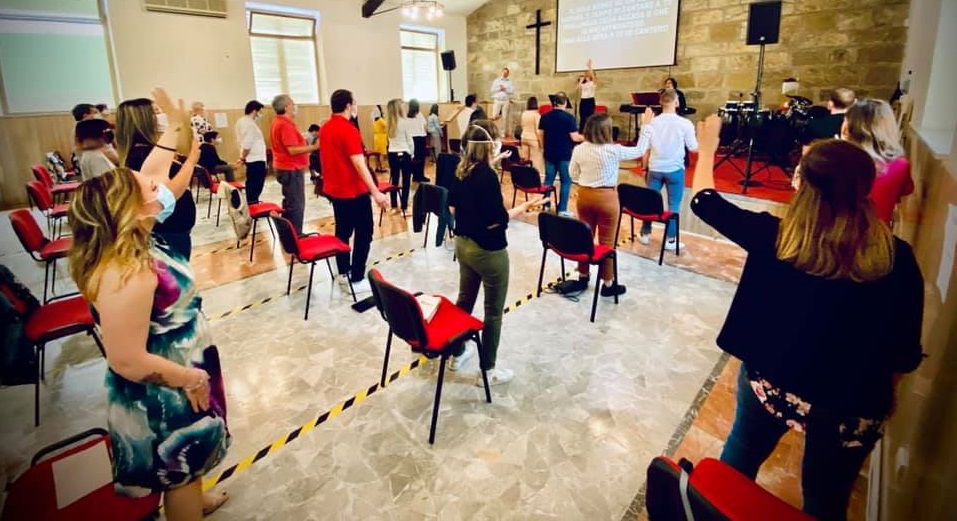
[691,116,924,520]
[568,113,648,296]
[386,99,415,211]
[519,97,544,174]
[446,120,544,385]
[67,107,231,519]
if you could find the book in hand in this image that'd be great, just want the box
[415,294,441,322]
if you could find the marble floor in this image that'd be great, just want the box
[0,165,865,519]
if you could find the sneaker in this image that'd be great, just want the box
[600,283,627,297]
[638,233,650,245]
[349,278,371,294]
[476,367,514,386]
[664,239,684,251]
[557,278,589,294]
[558,210,575,218]
[450,341,475,372]
[336,274,351,290]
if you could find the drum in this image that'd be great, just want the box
[717,107,740,145]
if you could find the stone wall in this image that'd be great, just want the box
[466,0,909,130]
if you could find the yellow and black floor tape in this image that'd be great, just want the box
[193,236,268,258]
[202,274,569,490]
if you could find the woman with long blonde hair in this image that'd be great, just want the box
[385,98,414,211]
[691,116,924,520]
[68,123,231,519]
[446,120,544,385]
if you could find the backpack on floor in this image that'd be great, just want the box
[0,265,40,386]
[220,181,251,242]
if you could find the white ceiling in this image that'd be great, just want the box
[382,0,490,16]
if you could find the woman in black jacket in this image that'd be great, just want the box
[690,116,923,521]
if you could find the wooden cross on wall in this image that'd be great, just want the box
[526,9,552,75]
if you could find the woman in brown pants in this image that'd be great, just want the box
[568,112,650,296]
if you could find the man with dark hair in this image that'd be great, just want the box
[803,87,856,145]
[451,94,479,140]
[71,103,99,122]
[320,89,388,294]
[270,94,315,233]
[74,119,115,180]
[305,123,321,176]
[537,91,583,216]
[236,100,267,203]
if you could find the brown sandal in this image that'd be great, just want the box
[202,491,229,516]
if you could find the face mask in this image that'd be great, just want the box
[215,137,223,144]
[145,184,177,223]
[253,113,261,121]
[92,113,104,120]
[351,105,359,119]
[155,113,169,133]
[291,105,299,117]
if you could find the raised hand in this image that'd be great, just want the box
[696,114,722,155]
[640,107,654,126]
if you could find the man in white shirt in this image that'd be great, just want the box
[235,100,268,204]
[451,94,478,141]
[489,67,515,136]
[635,89,698,250]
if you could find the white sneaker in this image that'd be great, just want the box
[349,278,371,294]
[558,210,575,218]
[638,233,650,245]
[476,367,514,386]
[337,274,350,289]
[449,341,475,372]
[664,239,684,251]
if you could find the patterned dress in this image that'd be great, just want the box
[105,242,230,496]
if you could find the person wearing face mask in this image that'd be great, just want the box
[190,101,214,140]
[235,100,267,204]
[199,131,236,182]
[270,94,316,234]
[116,90,199,259]
[66,158,232,520]
[446,120,545,385]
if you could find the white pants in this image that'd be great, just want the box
[491,99,511,137]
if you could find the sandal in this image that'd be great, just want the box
[202,491,229,516]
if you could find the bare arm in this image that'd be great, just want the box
[349,154,388,210]
[287,143,318,155]
[569,131,584,143]
[691,115,722,195]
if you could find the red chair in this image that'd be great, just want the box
[243,202,281,262]
[509,165,556,209]
[376,181,404,226]
[367,269,492,444]
[0,428,161,520]
[270,212,355,320]
[499,144,531,183]
[197,166,245,225]
[9,210,72,304]
[536,212,619,323]
[646,457,813,521]
[32,164,80,204]
[616,183,680,266]
[0,276,103,426]
[26,181,69,238]
[595,105,608,113]
[539,105,554,116]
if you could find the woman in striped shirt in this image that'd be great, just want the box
[568,112,651,296]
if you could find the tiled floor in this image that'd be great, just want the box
[0,164,864,519]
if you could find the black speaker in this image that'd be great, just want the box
[746,1,782,45]
[440,51,456,71]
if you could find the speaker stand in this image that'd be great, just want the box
[447,70,454,102]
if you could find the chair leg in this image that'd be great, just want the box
[39,344,45,381]
[612,253,620,305]
[249,218,259,263]
[207,189,213,218]
[90,329,106,357]
[658,223,666,266]
[511,188,517,208]
[380,330,393,388]
[34,366,40,427]
[346,275,357,303]
[536,248,548,297]
[630,217,635,241]
[475,334,492,403]
[325,258,335,280]
[267,218,276,240]
[304,262,316,320]
[43,262,50,304]
[216,199,222,227]
[378,207,385,227]
[50,259,57,298]
[429,354,449,445]
[560,258,566,281]
[286,258,294,295]
[423,214,430,249]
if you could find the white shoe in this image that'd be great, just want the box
[337,274,351,290]
[638,234,650,245]
[449,341,475,372]
[349,278,371,294]
[558,210,575,218]
[476,367,514,386]
[664,239,684,251]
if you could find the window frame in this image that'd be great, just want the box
[400,28,441,103]
[246,10,320,105]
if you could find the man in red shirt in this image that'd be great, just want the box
[320,89,388,293]
[270,94,317,233]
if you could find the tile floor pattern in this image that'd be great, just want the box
[0,166,864,519]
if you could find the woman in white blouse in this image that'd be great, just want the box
[407,99,429,182]
[568,112,650,297]
[577,59,597,133]
[386,98,416,211]
[520,97,544,174]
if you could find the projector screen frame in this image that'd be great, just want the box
[553,0,683,73]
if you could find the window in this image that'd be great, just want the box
[248,11,319,104]
[0,0,114,114]
[401,29,440,102]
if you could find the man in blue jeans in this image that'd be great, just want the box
[636,89,698,250]
[537,92,583,216]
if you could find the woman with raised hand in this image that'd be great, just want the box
[576,58,597,132]
[691,115,924,521]
[68,108,231,519]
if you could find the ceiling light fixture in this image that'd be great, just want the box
[399,0,443,19]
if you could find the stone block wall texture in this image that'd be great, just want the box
[466,0,909,129]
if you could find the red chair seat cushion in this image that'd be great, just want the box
[418,297,483,352]
[377,182,399,193]
[516,185,554,195]
[297,235,351,262]
[622,209,676,222]
[38,237,71,260]
[249,202,282,218]
[690,458,812,520]
[550,244,615,264]
[50,204,69,218]
[51,182,80,194]
[228,181,245,190]
[24,296,95,344]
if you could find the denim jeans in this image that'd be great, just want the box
[640,168,684,239]
[720,366,874,521]
[544,160,572,212]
